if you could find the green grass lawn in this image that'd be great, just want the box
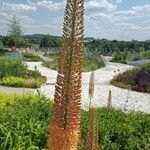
[0,93,150,149]
[44,53,104,72]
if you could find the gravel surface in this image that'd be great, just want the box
[0,86,35,94]
[25,61,150,114]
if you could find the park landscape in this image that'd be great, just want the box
[0,0,150,149]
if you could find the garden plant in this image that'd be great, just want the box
[49,0,84,149]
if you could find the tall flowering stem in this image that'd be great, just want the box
[49,0,84,149]
[88,71,95,108]
[86,71,99,150]
[86,108,99,150]
[107,90,112,111]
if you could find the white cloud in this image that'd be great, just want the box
[36,0,65,11]
[0,0,150,40]
[132,4,150,15]
[115,0,123,4]
[87,3,150,23]
[113,10,136,17]
[115,22,141,30]
[143,20,150,26]
[86,12,111,20]
[20,16,34,24]
[24,23,61,35]
[2,2,36,13]
[112,4,150,19]
[0,12,10,21]
[85,0,117,11]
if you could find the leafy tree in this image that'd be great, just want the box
[7,15,23,48]
[0,41,3,49]
[137,46,145,53]
[39,35,61,48]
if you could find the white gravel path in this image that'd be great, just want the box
[26,61,150,114]
[0,86,35,94]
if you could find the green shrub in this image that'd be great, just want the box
[142,63,150,70]
[83,56,104,72]
[45,53,103,72]
[111,53,131,64]
[0,49,6,56]
[0,56,45,88]
[0,93,52,149]
[112,51,150,64]
[0,57,25,79]
[0,93,150,149]
[0,41,4,49]
[0,76,44,88]
[111,64,150,93]
[0,76,24,87]
[22,53,42,62]
[142,51,150,59]
[81,108,150,150]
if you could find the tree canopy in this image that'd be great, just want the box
[7,16,23,47]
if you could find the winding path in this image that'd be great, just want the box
[25,61,150,114]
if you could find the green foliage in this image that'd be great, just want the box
[0,93,52,150]
[0,57,45,88]
[22,53,42,62]
[111,64,150,93]
[142,51,150,59]
[3,36,30,48]
[0,48,6,56]
[83,56,104,72]
[85,39,150,55]
[39,35,61,48]
[0,41,4,49]
[0,76,43,88]
[45,53,103,72]
[0,57,25,79]
[112,51,150,64]
[81,108,150,150]
[111,53,132,64]
[7,16,23,47]
[0,76,24,87]
[0,93,150,149]
[142,63,150,70]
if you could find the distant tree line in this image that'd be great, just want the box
[1,35,150,54]
[0,34,61,49]
[85,39,150,55]
[0,16,149,55]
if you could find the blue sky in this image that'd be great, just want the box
[0,0,150,40]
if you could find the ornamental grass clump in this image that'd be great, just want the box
[49,0,84,149]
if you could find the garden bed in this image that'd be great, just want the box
[43,53,104,72]
[111,63,150,93]
[0,56,45,88]
[22,52,42,62]
[111,51,150,64]
[0,93,150,149]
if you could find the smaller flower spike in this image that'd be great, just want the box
[86,108,99,150]
[88,71,95,108]
[107,90,112,111]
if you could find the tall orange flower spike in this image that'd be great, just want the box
[49,0,84,149]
